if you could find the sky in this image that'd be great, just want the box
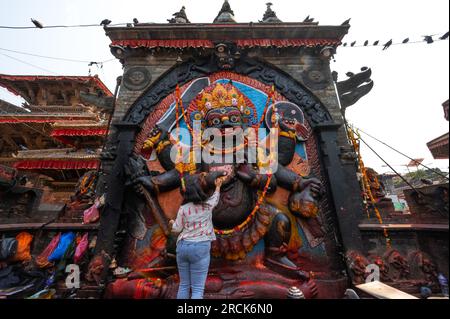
[0,0,449,174]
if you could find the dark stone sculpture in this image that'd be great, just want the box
[334,67,374,118]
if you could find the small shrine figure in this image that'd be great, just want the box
[168,6,190,24]
[214,0,236,23]
[260,2,282,23]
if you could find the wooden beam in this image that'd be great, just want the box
[359,223,449,232]
[356,281,418,299]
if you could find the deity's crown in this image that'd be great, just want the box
[195,83,247,115]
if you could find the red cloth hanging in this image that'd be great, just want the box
[51,128,108,137]
[110,38,340,49]
[236,38,340,47]
[14,160,100,170]
[74,233,89,264]
[111,39,215,48]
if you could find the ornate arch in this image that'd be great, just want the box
[123,56,333,128]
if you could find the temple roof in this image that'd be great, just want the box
[10,148,101,171]
[0,112,99,123]
[106,23,349,50]
[427,132,449,159]
[13,148,100,160]
[0,74,113,104]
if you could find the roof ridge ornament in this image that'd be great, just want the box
[260,2,282,23]
[168,6,190,24]
[214,0,236,23]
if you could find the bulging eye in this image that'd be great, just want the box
[211,118,221,125]
[230,115,240,123]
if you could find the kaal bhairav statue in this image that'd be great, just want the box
[104,77,330,299]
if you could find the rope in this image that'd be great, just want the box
[349,126,423,194]
[0,52,59,75]
[354,126,449,181]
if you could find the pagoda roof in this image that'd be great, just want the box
[11,148,100,170]
[106,22,349,49]
[13,148,100,160]
[0,99,27,114]
[50,123,108,138]
[0,74,113,104]
[0,112,99,124]
[427,132,449,160]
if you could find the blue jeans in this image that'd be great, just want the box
[176,240,211,299]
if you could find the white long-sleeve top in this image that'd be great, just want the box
[172,189,220,243]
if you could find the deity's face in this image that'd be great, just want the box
[205,106,243,132]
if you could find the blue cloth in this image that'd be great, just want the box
[48,232,75,262]
[176,240,211,299]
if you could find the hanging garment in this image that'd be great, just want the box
[0,266,20,289]
[0,238,18,260]
[35,233,61,268]
[48,232,75,262]
[0,265,46,295]
[83,198,101,224]
[74,233,89,264]
[12,232,33,262]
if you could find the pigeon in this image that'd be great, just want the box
[364,40,369,46]
[439,31,449,40]
[402,38,409,43]
[424,35,434,44]
[100,19,112,26]
[341,18,351,25]
[133,18,139,24]
[331,71,338,82]
[420,286,432,299]
[346,72,355,77]
[303,15,314,23]
[350,41,356,47]
[383,39,393,50]
[420,178,434,185]
[31,18,44,29]
[373,40,380,46]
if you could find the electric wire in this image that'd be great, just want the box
[355,126,450,181]
[349,126,423,193]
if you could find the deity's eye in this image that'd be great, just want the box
[211,118,221,126]
[230,115,240,123]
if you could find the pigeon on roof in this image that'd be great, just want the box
[100,19,112,27]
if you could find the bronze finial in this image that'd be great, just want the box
[214,0,236,23]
